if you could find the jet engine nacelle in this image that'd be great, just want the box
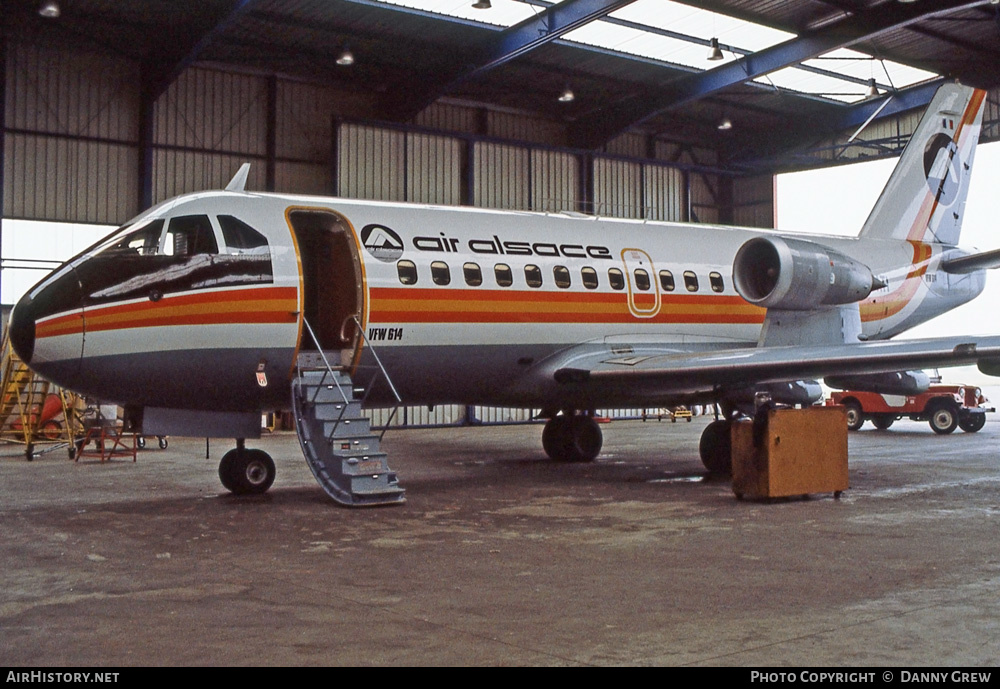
[733,236,879,310]
[824,370,931,396]
[723,380,825,413]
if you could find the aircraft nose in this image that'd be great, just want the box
[9,293,36,365]
[7,266,86,387]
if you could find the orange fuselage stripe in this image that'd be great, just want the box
[368,287,765,325]
[36,287,299,339]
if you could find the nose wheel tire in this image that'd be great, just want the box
[219,448,276,495]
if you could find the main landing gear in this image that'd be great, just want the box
[218,439,276,495]
[699,419,733,475]
[542,413,602,462]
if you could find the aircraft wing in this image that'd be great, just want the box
[551,335,1000,395]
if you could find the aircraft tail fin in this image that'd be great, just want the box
[859,83,987,245]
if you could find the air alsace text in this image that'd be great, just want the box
[411,233,614,260]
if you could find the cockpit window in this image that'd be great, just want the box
[106,219,164,256]
[218,215,268,251]
[164,215,218,256]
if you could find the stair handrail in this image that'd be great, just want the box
[298,318,352,411]
[350,316,402,440]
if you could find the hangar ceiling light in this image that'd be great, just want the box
[38,1,60,18]
[337,47,355,65]
[374,0,940,104]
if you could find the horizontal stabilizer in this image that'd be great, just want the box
[940,247,1000,274]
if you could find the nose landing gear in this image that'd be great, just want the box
[219,439,276,495]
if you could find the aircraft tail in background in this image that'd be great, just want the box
[859,83,987,246]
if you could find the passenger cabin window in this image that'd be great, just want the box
[709,271,725,293]
[683,271,699,292]
[165,215,218,256]
[634,269,651,291]
[464,262,483,287]
[581,267,599,290]
[608,268,625,291]
[106,219,164,256]
[397,260,417,285]
[553,266,571,289]
[524,265,543,288]
[495,263,513,287]
[218,215,268,251]
[659,270,675,292]
[431,261,451,286]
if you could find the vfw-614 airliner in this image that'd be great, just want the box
[10,82,1000,505]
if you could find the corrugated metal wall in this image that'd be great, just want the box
[153,68,269,202]
[473,141,531,210]
[643,164,686,222]
[337,125,463,205]
[414,102,480,135]
[593,157,642,218]
[406,133,463,205]
[3,42,139,223]
[488,110,566,147]
[338,124,407,201]
[732,174,775,228]
[689,173,721,225]
[605,132,647,159]
[274,80,336,195]
[531,149,578,212]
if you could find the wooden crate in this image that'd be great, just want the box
[731,406,848,500]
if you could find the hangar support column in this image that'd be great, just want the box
[0,27,7,301]
[138,83,155,211]
[578,151,593,215]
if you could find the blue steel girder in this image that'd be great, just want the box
[728,79,947,173]
[387,0,636,122]
[570,0,990,150]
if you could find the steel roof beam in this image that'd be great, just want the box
[570,0,990,149]
[386,0,637,121]
[143,0,258,103]
[728,78,947,173]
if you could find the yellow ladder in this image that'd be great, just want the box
[0,332,79,460]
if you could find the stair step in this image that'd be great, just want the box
[291,370,404,507]
[322,417,372,438]
[312,401,364,420]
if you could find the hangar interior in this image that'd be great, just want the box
[4,0,1000,425]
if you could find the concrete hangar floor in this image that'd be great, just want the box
[1,416,997,666]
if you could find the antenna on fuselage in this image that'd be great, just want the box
[225,163,251,192]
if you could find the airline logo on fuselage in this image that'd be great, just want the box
[362,224,405,262]
[413,233,613,260]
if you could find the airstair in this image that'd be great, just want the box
[291,320,405,506]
